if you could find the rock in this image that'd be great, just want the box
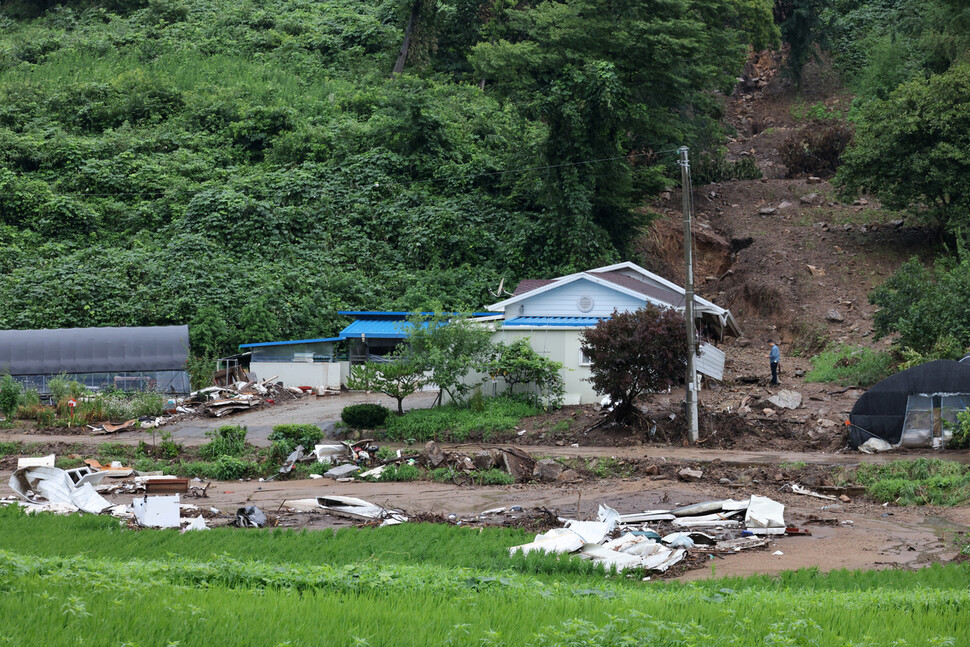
[678,468,703,482]
[758,207,777,215]
[794,369,806,377]
[735,338,752,348]
[800,192,823,205]
[500,447,536,482]
[738,375,760,384]
[839,494,852,503]
[762,408,776,417]
[818,418,837,429]
[768,390,802,410]
[533,459,564,482]
[424,441,446,468]
[557,469,582,483]
[643,465,659,476]
[853,198,869,206]
[826,309,844,322]
[555,440,565,447]
[778,200,793,209]
[889,219,904,229]
[459,456,475,471]
[719,477,732,485]
[807,176,822,184]
[773,472,784,482]
[324,464,360,479]
[807,264,826,277]
[472,451,495,471]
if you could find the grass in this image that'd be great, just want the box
[0,506,969,646]
[805,345,894,386]
[379,396,540,443]
[853,459,970,506]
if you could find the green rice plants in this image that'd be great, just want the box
[198,425,248,460]
[471,469,514,485]
[341,403,391,429]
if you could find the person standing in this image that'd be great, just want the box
[767,340,780,385]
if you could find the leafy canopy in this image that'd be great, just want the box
[580,306,688,423]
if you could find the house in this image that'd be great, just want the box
[484,262,741,404]
[0,325,191,394]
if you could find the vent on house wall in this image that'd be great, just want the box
[577,296,594,313]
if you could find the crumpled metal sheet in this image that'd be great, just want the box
[8,466,112,514]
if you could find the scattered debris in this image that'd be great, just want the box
[181,516,209,533]
[16,454,56,469]
[9,466,112,514]
[132,495,181,528]
[234,505,268,528]
[859,437,893,454]
[791,483,838,501]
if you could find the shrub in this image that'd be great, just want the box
[805,346,894,387]
[199,425,248,460]
[268,424,323,454]
[692,150,762,184]
[48,375,70,404]
[309,461,332,475]
[380,396,539,442]
[0,374,21,420]
[377,463,421,482]
[471,469,514,485]
[341,403,391,429]
[780,120,853,178]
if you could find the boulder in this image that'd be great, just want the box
[533,459,564,482]
[826,309,844,322]
[472,451,495,471]
[768,390,802,410]
[500,447,536,482]
[800,192,824,205]
[557,469,582,483]
[424,441,446,468]
[807,176,822,184]
[758,207,777,215]
[678,468,703,482]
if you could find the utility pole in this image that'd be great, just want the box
[679,147,699,444]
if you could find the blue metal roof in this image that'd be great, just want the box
[239,336,342,349]
[503,316,605,327]
[338,311,494,318]
[339,318,419,339]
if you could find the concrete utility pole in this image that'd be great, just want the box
[679,147,699,444]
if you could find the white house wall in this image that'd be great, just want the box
[504,278,645,319]
[252,362,341,389]
[493,328,596,405]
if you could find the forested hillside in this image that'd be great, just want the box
[0,0,775,356]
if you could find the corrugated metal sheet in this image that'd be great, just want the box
[503,316,605,327]
[339,318,417,339]
[240,337,341,348]
[697,342,725,381]
[0,326,189,376]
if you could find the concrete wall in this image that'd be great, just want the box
[251,362,341,389]
[493,328,597,405]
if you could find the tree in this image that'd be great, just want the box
[484,337,565,406]
[405,312,494,405]
[347,360,426,415]
[470,0,777,264]
[774,0,830,84]
[189,306,231,357]
[0,373,21,421]
[836,64,970,236]
[580,306,688,423]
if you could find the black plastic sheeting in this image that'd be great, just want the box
[0,325,189,376]
[848,359,970,447]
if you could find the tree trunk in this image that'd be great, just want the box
[392,2,419,76]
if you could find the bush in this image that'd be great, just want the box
[805,346,894,387]
[780,120,853,177]
[0,374,22,420]
[268,424,323,456]
[199,425,248,460]
[341,403,391,429]
[380,396,539,442]
[471,469,514,485]
[377,463,421,482]
[692,150,762,184]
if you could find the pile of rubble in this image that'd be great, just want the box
[415,441,581,483]
[510,496,798,574]
[186,376,310,418]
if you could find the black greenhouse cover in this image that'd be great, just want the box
[848,359,970,447]
[0,325,189,376]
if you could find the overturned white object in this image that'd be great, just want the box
[745,495,786,535]
[9,466,112,514]
[17,454,56,469]
[316,495,408,523]
[132,494,181,528]
[313,444,348,462]
[564,520,613,544]
[618,511,675,523]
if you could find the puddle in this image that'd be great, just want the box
[920,515,968,541]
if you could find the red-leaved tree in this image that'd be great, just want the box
[580,306,688,423]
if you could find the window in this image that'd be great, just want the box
[579,349,592,366]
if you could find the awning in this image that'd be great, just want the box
[239,337,341,349]
[338,319,417,339]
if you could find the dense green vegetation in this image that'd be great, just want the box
[804,344,893,386]
[379,394,539,442]
[0,0,775,355]
[1,507,968,645]
[853,458,970,506]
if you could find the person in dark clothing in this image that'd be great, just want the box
[767,340,780,385]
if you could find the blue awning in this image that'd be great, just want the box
[502,316,605,327]
[239,337,341,349]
